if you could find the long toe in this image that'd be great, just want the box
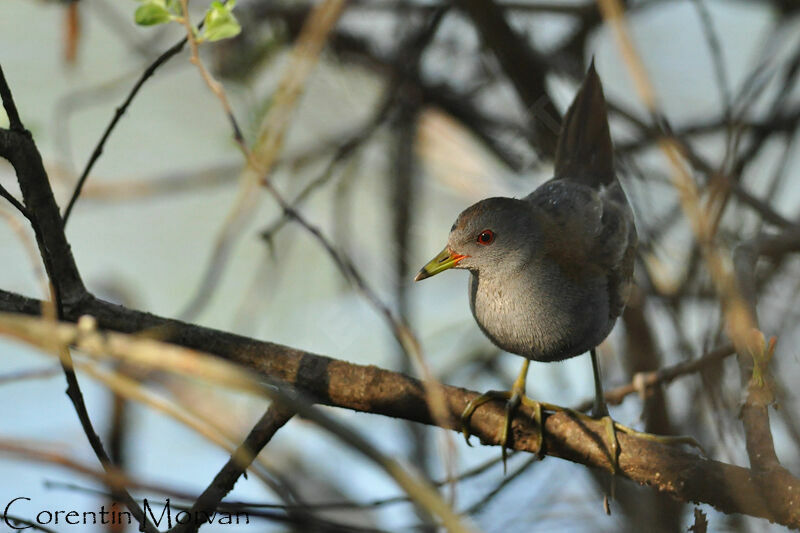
[460,390,512,446]
[460,389,555,471]
[519,396,546,458]
[600,415,620,474]
[612,423,706,455]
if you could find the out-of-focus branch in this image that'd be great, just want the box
[455,0,562,158]
[573,344,736,413]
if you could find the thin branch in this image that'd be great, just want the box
[177,0,245,147]
[0,65,24,131]
[259,90,395,243]
[0,185,28,219]
[690,0,732,118]
[462,456,538,515]
[2,515,57,533]
[573,344,736,413]
[176,0,347,321]
[50,451,507,514]
[46,480,392,533]
[61,37,189,225]
[170,405,294,533]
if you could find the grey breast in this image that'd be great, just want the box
[468,178,635,362]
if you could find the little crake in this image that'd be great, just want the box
[415,62,698,472]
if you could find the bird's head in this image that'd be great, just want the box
[414,197,538,281]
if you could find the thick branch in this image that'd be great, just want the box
[0,131,85,304]
[1,290,799,528]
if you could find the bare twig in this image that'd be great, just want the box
[573,344,736,413]
[177,0,347,321]
[0,65,24,131]
[0,185,28,219]
[61,37,189,225]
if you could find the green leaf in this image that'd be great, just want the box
[203,1,242,42]
[135,3,172,26]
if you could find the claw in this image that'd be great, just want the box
[612,422,706,456]
[529,400,544,459]
[501,390,523,473]
[600,415,619,474]
[461,390,511,446]
[460,360,550,472]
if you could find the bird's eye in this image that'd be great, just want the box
[477,230,495,245]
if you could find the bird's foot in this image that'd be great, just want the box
[558,406,705,475]
[609,421,705,454]
[460,387,547,473]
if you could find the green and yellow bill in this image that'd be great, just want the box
[414,247,467,281]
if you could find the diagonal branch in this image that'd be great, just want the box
[170,405,294,533]
[0,184,28,219]
[61,37,189,225]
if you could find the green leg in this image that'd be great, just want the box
[589,348,705,449]
[460,351,704,480]
[590,348,619,474]
[461,359,545,472]
[590,348,617,513]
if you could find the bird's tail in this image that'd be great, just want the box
[553,59,615,188]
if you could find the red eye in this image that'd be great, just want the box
[477,230,494,245]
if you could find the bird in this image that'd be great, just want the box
[414,62,699,472]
